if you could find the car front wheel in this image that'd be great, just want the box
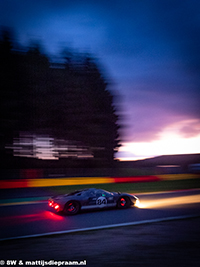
[117,197,130,209]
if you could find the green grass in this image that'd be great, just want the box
[48,178,200,195]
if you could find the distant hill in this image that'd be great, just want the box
[118,154,200,168]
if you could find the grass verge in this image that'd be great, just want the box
[48,178,200,195]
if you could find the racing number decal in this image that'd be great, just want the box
[96,196,107,206]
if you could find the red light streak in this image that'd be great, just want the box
[0,211,64,226]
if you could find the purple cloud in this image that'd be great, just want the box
[1,0,200,148]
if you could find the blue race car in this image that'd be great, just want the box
[48,188,140,215]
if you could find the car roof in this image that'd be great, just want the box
[66,188,97,196]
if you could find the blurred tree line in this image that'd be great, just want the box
[0,29,120,168]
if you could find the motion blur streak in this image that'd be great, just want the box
[44,211,64,221]
[140,194,200,209]
[0,211,64,226]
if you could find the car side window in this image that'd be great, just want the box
[95,191,102,197]
[87,190,102,197]
[87,189,111,198]
[87,191,96,197]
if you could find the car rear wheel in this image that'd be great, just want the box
[64,201,80,215]
[117,196,130,209]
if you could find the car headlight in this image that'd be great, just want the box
[135,198,141,208]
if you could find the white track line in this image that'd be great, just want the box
[0,213,200,241]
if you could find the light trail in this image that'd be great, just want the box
[139,194,200,209]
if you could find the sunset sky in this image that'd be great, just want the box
[1,0,200,160]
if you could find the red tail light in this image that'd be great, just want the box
[54,204,60,210]
[49,200,60,211]
[49,201,53,207]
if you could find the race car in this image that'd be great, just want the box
[48,188,140,215]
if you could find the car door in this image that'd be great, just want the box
[101,190,115,207]
[94,190,115,208]
[84,189,106,208]
[84,189,115,209]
